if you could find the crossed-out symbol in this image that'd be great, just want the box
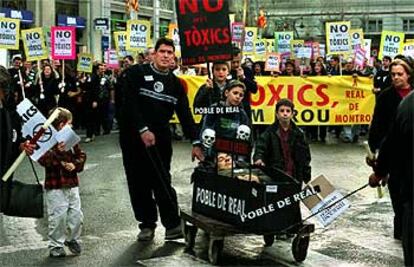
[32,123,53,143]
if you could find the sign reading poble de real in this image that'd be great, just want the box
[126,20,150,51]
[326,21,351,55]
[0,17,20,49]
[176,0,232,65]
[51,26,76,60]
[77,53,93,73]
[22,27,48,61]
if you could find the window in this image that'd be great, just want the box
[403,19,414,32]
[366,20,382,33]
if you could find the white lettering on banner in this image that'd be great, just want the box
[194,106,240,115]
[310,190,350,227]
[194,186,319,222]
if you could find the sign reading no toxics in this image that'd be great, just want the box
[326,21,351,55]
[0,17,20,49]
[51,26,76,60]
[378,30,405,60]
[22,27,48,61]
[264,52,281,72]
[126,20,150,51]
[243,27,257,55]
[77,53,93,73]
[113,31,130,58]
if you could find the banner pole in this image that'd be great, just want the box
[2,108,61,182]
[18,69,26,99]
[37,60,44,99]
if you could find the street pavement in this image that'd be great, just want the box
[0,132,404,266]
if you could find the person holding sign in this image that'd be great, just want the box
[38,107,86,258]
[194,61,230,110]
[368,58,413,241]
[120,38,204,241]
[0,65,35,213]
[36,64,60,116]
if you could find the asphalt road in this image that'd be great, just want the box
[0,132,404,266]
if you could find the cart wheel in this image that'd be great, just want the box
[183,224,197,250]
[292,235,310,262]
[208,239,224,265]
[263,235,274,247]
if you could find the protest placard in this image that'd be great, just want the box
[231,22,244,43]
[0,17,20,49]
[264,52,281,72]
[126,20,151,51]
[243,27,257,55]
[378,30,405,59]
[274,31,293,55]
[77,53,93,73]
[51,26,76,60]
[326,21,351,55]
[22,27,48,61]
[176,0,232,65]
[168,23,181,57]
[350,28,364,53]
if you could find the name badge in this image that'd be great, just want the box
[144,75,154,81]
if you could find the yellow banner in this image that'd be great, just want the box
[174,76,375,125]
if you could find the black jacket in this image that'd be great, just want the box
[193,81,228,110]
[373,68,391,92]
[253,122,311,183]
[368,86,406,152]
[122,63,198,141]
[376,91,413,203]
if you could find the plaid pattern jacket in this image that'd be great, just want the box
[38,144,86,189]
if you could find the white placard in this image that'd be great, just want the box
[311,191,350,227]
[55,125,80,151]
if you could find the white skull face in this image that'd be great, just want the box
[201,128,216,148]
[236,124,251,141]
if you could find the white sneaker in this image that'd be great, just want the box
[84,138,92,143]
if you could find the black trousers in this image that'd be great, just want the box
[119,127,180,230]
[388,178,403,239]
[402,201,413,267]
[85,103,98,138]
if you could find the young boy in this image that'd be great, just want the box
[253,98,311,185]
[38,107,86,257]
[193,61,230,110]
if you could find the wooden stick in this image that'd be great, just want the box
[18,69,26,99]
[2,108,60,182]
[363,141,383,198]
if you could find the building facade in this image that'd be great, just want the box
[0,0,175,63]
[231,0,414,49]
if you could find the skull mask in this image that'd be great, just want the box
[236,124,251,141]
[201,128,216,148]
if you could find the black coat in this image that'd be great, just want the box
[0,99,22,211]
[253,122,311,183]
[368,86,406,152]
[376,91,413,203]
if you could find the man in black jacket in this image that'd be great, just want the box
[120,38,204,242]
[369,91,413,266]
[373,56,392,97]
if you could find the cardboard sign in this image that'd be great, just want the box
[51,26,76,60]
[126,20,151,51]
[274,31,293,54]
[354,46,366,68]
[242,27,257,55]
[16,99,58,161]
[403,41,414,58]
[77,53,93,73]
[55,124,80,151]
[264,52,281,72]
[326,21,351,55]
[0,17,20,49]
[302,175,350,227]
[378,30,405,59]
[364,39,372,61]
[254,39,266,60]
[265,38,274,53]
[231,22,244,43]
[311,41,320,60]
[113,31,129,58]
[105,49,119,69]
[22,27,48,61]
[43,27,52,54]
[291,40,305,59]
[350,29,364,53]
[168,23,181,57]
[176,0,232,65]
